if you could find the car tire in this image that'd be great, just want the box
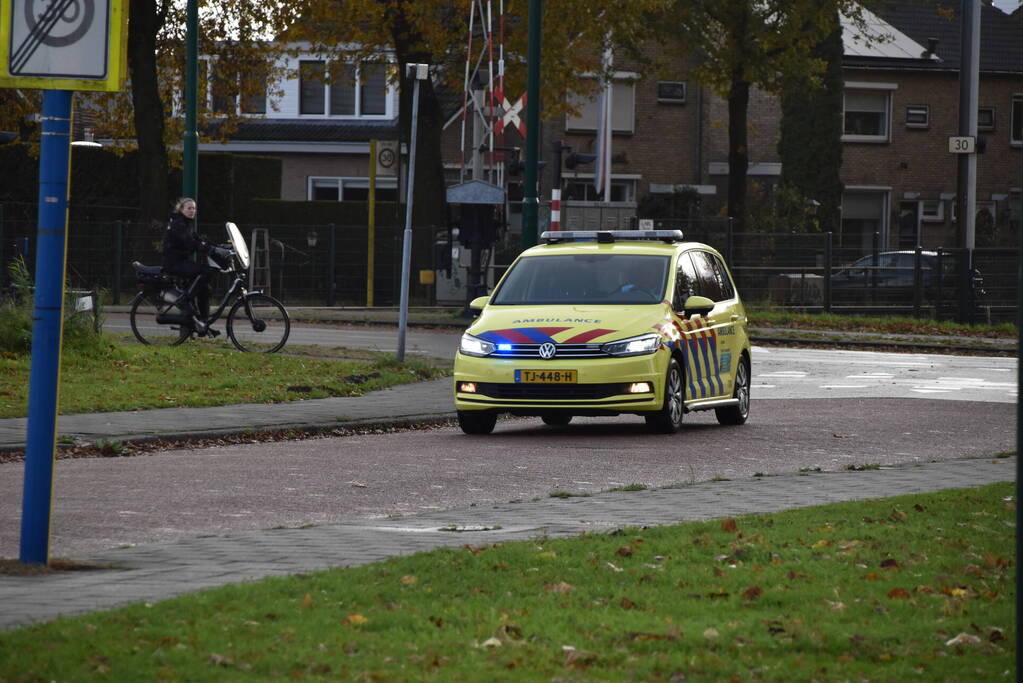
[541,414,572,426]
[716,353,750,426]
[645,358,684,434]
[458,410,497,435]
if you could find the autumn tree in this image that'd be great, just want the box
[778,12,845,234]
[655,0,869,232]
[289,0,663,233]
[89,2,296,225]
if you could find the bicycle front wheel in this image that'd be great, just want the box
[129,292,190,347]
[226,293,290,353]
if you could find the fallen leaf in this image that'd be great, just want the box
[342,613,368,626]
[620,597,638,610]
[987,627,1005,642]
[743,586,763,600]
[945,632,981,647]
[565,649,598,668]
[400,575,418,586]
[703,627,720,640]
[721,518,738,533]
[546,581,574,593]
[616,546,634,557]
[480,637,502,649]
[880,558,899,569]
[825,600,846,611]
[301,593,314,609]
[887,588,911,600]
[605,562,623,573]
[812,539,831,550]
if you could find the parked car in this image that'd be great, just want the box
[453,230,752,435]
[830,250,947,303]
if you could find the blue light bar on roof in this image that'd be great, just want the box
[540,230,684,244]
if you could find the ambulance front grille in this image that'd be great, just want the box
[491,343,609,359]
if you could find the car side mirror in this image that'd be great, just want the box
[683,295,715,317]
[469,295,490,313]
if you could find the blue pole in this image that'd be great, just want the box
[19,89,73,565]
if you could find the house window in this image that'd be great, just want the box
[1012,94,1023,145]
[843,88,891,142]
[308,177,399,202]
[919,199,943,222]
[977,106,995,131]
[905,105,929,129]
[301,60,392,118]
[657,81,686,104]
[360,63,388,115]
[563,179,636,202]
[565,78,636,133]
[300,60,327,115]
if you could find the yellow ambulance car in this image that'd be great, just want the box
[453,230,751,435]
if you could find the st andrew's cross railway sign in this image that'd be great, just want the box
[1,0,127,91]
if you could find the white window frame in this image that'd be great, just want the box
[565,73,637,134]
[977,106,995,132]
[905,104,929,129]
[298,60,397,120]
[1012,94,1023,146]
[842,82,896,143]
[307,176,399,201]
[919,199,944,222]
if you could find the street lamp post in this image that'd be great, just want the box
[397,63,429,362]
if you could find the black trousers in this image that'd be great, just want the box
[164,261,216,319]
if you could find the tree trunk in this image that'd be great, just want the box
[727,75,750,233]
[128,0,169,229]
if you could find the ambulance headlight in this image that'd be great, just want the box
[601,333,661,357]
[460,332,495,357]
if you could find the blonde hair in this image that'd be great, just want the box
[174,197,196,213]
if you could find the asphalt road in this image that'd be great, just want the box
[3,320,1017,558]
[0,395,1013,558]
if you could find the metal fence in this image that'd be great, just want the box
[0,216,1017,323]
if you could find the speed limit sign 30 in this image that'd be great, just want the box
[948,136,976,154]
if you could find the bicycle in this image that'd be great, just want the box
[128,222,291,353]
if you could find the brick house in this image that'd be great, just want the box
[505,1,1021,250]
[200,3,1019,254]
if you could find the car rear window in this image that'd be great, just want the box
[491,253,670,305]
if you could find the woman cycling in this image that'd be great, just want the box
[162,197,219,337]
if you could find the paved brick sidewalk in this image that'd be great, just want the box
[1,455,1013,632]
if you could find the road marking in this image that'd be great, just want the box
[820,384,867,389]
[759,371,808,378]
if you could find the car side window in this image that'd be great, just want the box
[709,253,735,300]
[674,252,700,309]
[689,251,724,302]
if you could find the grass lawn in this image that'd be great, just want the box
[749,310,1017,339]
[0,340,448,419]
[0,483,1013,680]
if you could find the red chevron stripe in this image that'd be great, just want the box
[562,328,616,344]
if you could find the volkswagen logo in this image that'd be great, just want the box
[538,342,557,360]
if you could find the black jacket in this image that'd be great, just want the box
[162,212,205,271]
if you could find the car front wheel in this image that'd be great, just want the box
[458,410,497,435]
[646,358,684,434]
[716,353,750,425]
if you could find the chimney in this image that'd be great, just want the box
[922,37,940,58]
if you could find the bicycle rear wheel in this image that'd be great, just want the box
[129,292,190,347]
[226,293,290,353]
